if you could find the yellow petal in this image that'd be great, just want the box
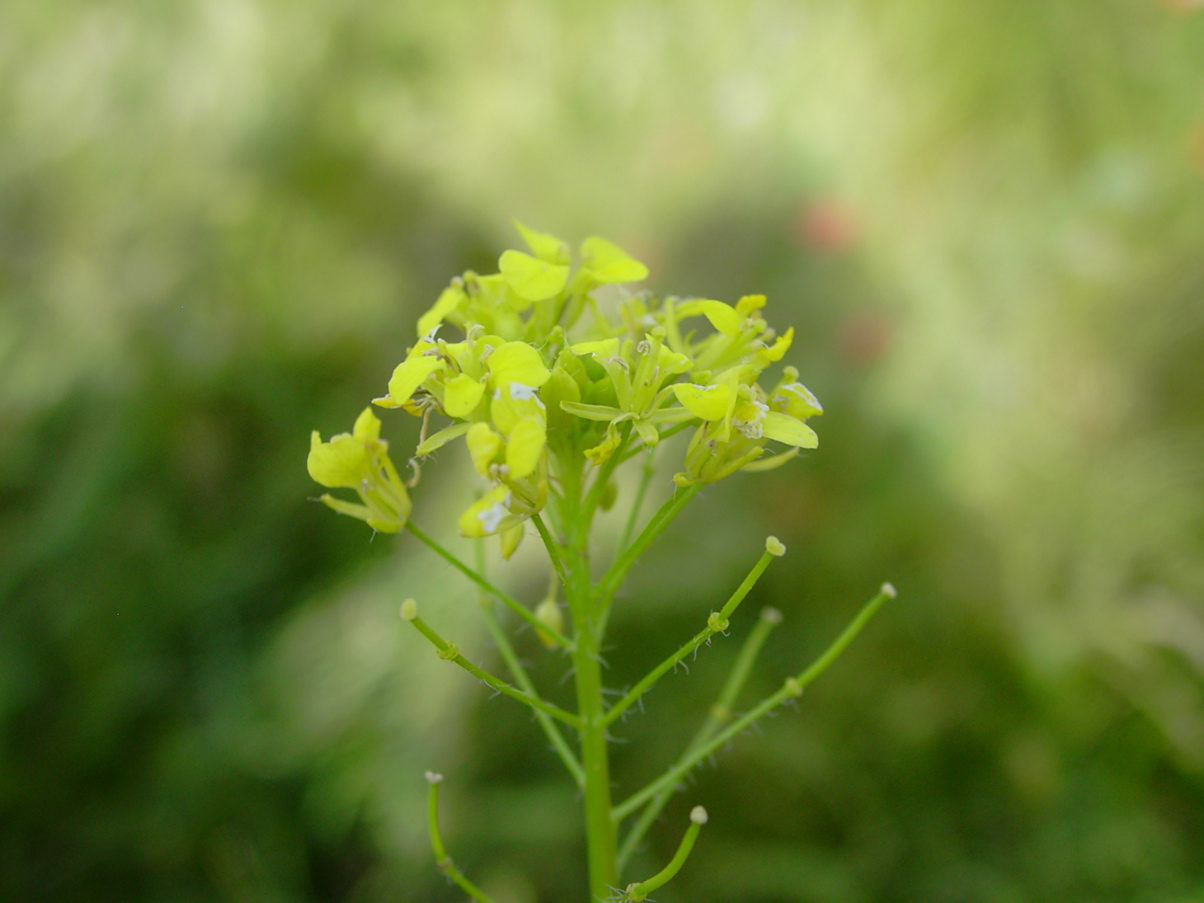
[466,422,503,475]
[772,382,823,419]
[735,294,766,319]
[514,221,570,264]
[761,412,818,448]
[487,341,551,388]
[672,382,732,421]
[386,353,446,406]
[307,432,367,488]
[500,523,526,560]
[571,337,620,359]
[504,416,546,479]
[491,383,547,435]
[352,407,382,442]
[760,326,793,363]
[498,250,569,301]
[442,374,486,418]
[580,236,649,283]
[698,300,741,337]
[458,486,519,537]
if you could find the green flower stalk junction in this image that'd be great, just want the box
[308,224,893,902]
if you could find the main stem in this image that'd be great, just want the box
[561,461,617,900]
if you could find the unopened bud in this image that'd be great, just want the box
[400,598,418,621]
[881,582,897,599]
[765,536,786,557]
[690,805,708,825]
[424,771,443,785]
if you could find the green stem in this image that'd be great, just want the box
[405,521,573,650]
[613,584,894,822]
[617,607,782,874]
[531,512,571,590]
[622,807,708,902]
[425,773,497,903]
[405,609,582,729]
[602,545,778,729]
[560,459,618,899]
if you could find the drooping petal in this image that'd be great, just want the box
[505,416,546,479]
[466,422,503,475]
[761,411,819,448]
[500,523,526,559]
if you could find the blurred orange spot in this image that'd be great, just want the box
[794,198,860,252]
[839,309,894,366]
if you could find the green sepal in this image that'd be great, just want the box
[416,422,472,456]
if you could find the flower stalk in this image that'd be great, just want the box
[306,224,887,901]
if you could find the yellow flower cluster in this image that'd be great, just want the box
[308,224,822,541]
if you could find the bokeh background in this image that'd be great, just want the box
[3,1,1204,901]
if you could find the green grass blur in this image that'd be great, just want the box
[2,1,1203,901]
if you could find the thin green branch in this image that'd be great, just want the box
[601,541,782,729]
[617,450,657,555]
[405,521,573,650]
[531,512,571,590]
[403,602,582,729]
[425,773,497,903]
[616,606,782,874]
[594,483,700,615]
[620,807,708,902]
[613,584,895,822]
[471,542,584,787]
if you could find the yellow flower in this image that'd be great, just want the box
[307,408,410,532]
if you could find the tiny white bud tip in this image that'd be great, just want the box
[761,606,783,624]
[881,582,897,599]
[690,805,708,825]
[765,536,786,557]
[400,598,418,621]
[424,771,443,785]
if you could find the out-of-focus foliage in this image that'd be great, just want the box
[2,1,1203,901]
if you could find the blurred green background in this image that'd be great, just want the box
[3,1,1204,901]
